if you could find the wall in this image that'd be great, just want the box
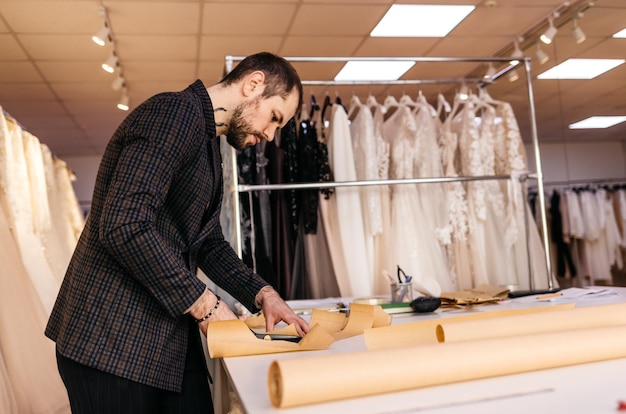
[62,155,101,216]
[525,141,626,186]
[63,140,626,212]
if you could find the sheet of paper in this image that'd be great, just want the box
[210,303,391,357]
[207,319,335,358]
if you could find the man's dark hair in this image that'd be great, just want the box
[220,52,303,108]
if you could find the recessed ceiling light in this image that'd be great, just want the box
[370,4,475,37]
[569,116,626,129]
[537,58,625,79]
[613,28,626,38]
[334,61,415,81]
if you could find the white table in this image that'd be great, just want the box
[219,287,626,413]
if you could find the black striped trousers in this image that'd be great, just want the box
[56,323,213,414]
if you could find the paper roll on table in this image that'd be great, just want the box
[436,302,626,343]
[268,324,626,408]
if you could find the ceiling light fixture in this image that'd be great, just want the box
[540,17,558,44]
[507,69,520,83]
[370,4,475,37]
[111,74,125,91]
[458,83,470,100]
[569,116,626,129]
[509,41,524,66]
[571,19,586,44]
[538,58,625,79]
[535,42,549,65]
[92,6,110,46]
[92,25,109,47]
[102,53,118,74]
[483,63,497,79]
[117,90,130,111]
[334,60,415,81]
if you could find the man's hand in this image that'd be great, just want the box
[257,286,310,336]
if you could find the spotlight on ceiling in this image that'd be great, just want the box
[111,74,125,91]
[509,41,524,66]
[102,54,117,74]
[484,63,497,79]
[92,25,110,47]
[458,83,470,100]
[507,69,520,82]
[541,17,558,44]
[117,90,130,111]
[571,19,586,44]
[535,42,549,65]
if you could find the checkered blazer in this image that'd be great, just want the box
[45,80,268,392]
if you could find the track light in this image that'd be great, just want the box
[92,25,109,46]
[509,41,524,66]
[117,90,129,111]
[102,54,117,74]
[535,42,549,65]
[571,19,586,44]
[111,74,124,91]
[541,17,558,44]
[507,69,520,82]
[458,83,470,100]
[484,63,497,79]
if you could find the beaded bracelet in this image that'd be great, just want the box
[194,295,221,323]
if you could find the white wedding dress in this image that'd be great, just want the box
[319,104,372,297]
[383,99,445,296]
[0,110,60,314]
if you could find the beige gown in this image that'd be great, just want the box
[0,202,70,413]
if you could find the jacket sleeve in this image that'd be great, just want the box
[195,208,269,313]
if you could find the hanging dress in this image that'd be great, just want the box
[298,108,340,299]
[493,101,551,290]
[348,96,386,294]
[445,97,512,287]
[0,111,60,314]
[411,99,454,291]
[40,144,76,283]
[383,99,443,296]
[318,103,372,297]
[0,201,71,413]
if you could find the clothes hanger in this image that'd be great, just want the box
[321,93,333,123]
[383,95,400,121]
[347,94,362,121]
[309,94,320,120]
[335,91,348,115]
[414,90,437,118]
[436,92,452,120]
[478,87,500,107]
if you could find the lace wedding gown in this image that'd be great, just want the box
[0,110,60,314]
[0,201,71,413]
[383,101,446,296]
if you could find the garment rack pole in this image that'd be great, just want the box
[524,59,553,289]
[226,54,553,291]
[237,174,518,193]
[539,177,626,188]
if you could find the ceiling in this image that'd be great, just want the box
[0,0,625,157]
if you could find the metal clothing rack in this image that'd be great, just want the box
[225,55,554,290]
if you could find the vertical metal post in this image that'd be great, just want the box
[230,146,243,258]
[524,58,554,288]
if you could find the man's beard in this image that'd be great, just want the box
[225,98,262,150]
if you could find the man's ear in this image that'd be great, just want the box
[242,70,266,97]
